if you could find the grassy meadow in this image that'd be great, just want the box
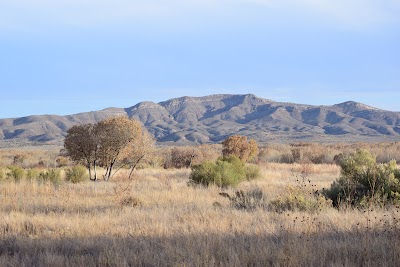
[1,159,400,266]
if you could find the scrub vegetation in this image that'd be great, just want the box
[1,134,400,266]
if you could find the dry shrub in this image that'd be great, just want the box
[163,144,221,169]
[269,164,332,212]
[114,182,142,208]
[220,187,268,210]
[245,164,261,180]
[56,156,70,167]
[119,196,142,207]
[257,142,400,165]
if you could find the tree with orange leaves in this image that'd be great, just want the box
[222,135,259,162]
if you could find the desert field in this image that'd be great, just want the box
[1,159,399,266]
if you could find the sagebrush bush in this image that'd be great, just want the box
[245,164,261,180]
[65,165,87,183]
[323,150,400,207]
[269,186,330,212]
[25,168,40,182]
[0,168,5,181]
[220,187,268,210]
[189,156,247,187]
[7,166,25,182]
[38,169,61,187]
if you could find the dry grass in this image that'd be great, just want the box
[1,165,400,266]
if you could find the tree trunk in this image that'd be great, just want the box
[103,166,109,181]
[88,164,94,181]
[93,160,98,181]
[105,158,116,181]
[128,155,145,180]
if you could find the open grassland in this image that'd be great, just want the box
[1,164,400,266]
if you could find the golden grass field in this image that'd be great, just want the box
[1,163,400,266]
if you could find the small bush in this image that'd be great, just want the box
[189,156,247,187]
[26,168,40,182]
[119,196,141,207]
[65,165,87,183]
[13,154,26,166]
[7,166,25,182]
[0,168,5,182]
[56,156,70,167]
[168,147,195,169]
[220,187,268,210]
[323,150,400,207]
[269,186,330,212]
[245,164,261,180]
[38,169,61,187]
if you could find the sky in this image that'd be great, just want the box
[0,0,399,118]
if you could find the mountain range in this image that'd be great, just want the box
[1,94,400,148]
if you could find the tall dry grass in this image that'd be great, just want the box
[0,165,399,266]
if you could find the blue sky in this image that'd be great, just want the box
[0,0,399,118]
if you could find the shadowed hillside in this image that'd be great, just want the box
[1,94,400,147]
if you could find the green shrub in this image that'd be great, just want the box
[189,161,216,186]
[26,168,40,182]
[189,156,247,187]
[7,166,25,182]
[65,165,87,183]
[38,169,61,187]
[323,150,400,207]
[269,186,330,212]
[0,168,5,182]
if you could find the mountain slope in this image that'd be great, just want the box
[1,94,400,147]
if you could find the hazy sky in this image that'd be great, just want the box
[1,0,399,118]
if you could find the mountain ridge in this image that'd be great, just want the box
[1,94,399,148]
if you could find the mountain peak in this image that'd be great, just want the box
[335,101,379,113]
[0,94,399,147]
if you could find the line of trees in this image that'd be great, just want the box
[64,117,154,181]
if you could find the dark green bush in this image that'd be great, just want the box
[189,156,247,187]
[323,150,400,207]
[65,165,87,183]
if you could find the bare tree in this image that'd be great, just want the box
[167,147,197,169]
